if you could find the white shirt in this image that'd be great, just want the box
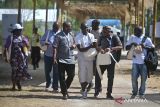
[75,32,95,59]
[75,32,95,48]
[126,35,154,64]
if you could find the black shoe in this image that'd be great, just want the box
[87,83,94,92]
[36,64,39,68]
[33,65,36,70]
[67,93,69,98]
[130,94,136,99]
[62,94,68,100]
[107,94,114,100]
[17,83,22,91]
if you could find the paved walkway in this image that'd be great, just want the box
[0,51,160,107]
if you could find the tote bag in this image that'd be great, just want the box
[96,52,111,79]
[126,45,135,60]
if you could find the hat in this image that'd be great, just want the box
[12,24,23,30]
[80,23,88,29]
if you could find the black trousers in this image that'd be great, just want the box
[58,62,75,95]
[31,46,41,66]
[95,62,115,94]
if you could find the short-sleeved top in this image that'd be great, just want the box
[75,32,95,48]
[40,30,58,57]
[53,31,76,64]
[98,34,122,60]
[98,34,122,50]
[126,35,154,64]
[5,35,29,49]
[31,33,41,47]
[75,32,95,58]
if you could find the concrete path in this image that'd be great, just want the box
[0,52,159,107]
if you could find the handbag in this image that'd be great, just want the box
[96,52,111,80]
[126,45,135,60]
[96,52,120,80]
[96,52,111,65]
[41,31,50,51]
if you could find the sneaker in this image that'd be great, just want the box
[139,95,146,99]
[94,91,100,98]
[45,88,50,91]
[27,76,33,80]
[81,91,87,99]
[53,89,59,93]
[130,94,136,99]
[106,94,114,100]
[87,83,94,92]
[62,94,68,100]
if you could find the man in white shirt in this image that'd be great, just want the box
[75,23,96,99]
[126,26,154,99]
[87,19,101,92]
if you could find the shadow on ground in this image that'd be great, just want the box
[146,93,160,105]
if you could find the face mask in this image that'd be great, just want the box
[135,33,141,37]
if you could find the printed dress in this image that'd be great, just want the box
[10,35,31,81]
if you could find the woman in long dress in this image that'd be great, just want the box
[4,24,32,91]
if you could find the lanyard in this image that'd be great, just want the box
[63,32,70,47]
[107,37,112,48]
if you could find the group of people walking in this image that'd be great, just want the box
[3,19,154,100]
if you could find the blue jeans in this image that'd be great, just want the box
[44,55,59,90]
[132,63,147,95]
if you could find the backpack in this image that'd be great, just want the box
[142,36,158,77]
[144,48,158,72]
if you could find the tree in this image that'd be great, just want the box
[157,0,160,20]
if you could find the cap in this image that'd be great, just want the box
[80,23,88,29]
[12,24,23,30]
[103,26,111,31]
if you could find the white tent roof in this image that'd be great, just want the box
[0,9,57,22]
